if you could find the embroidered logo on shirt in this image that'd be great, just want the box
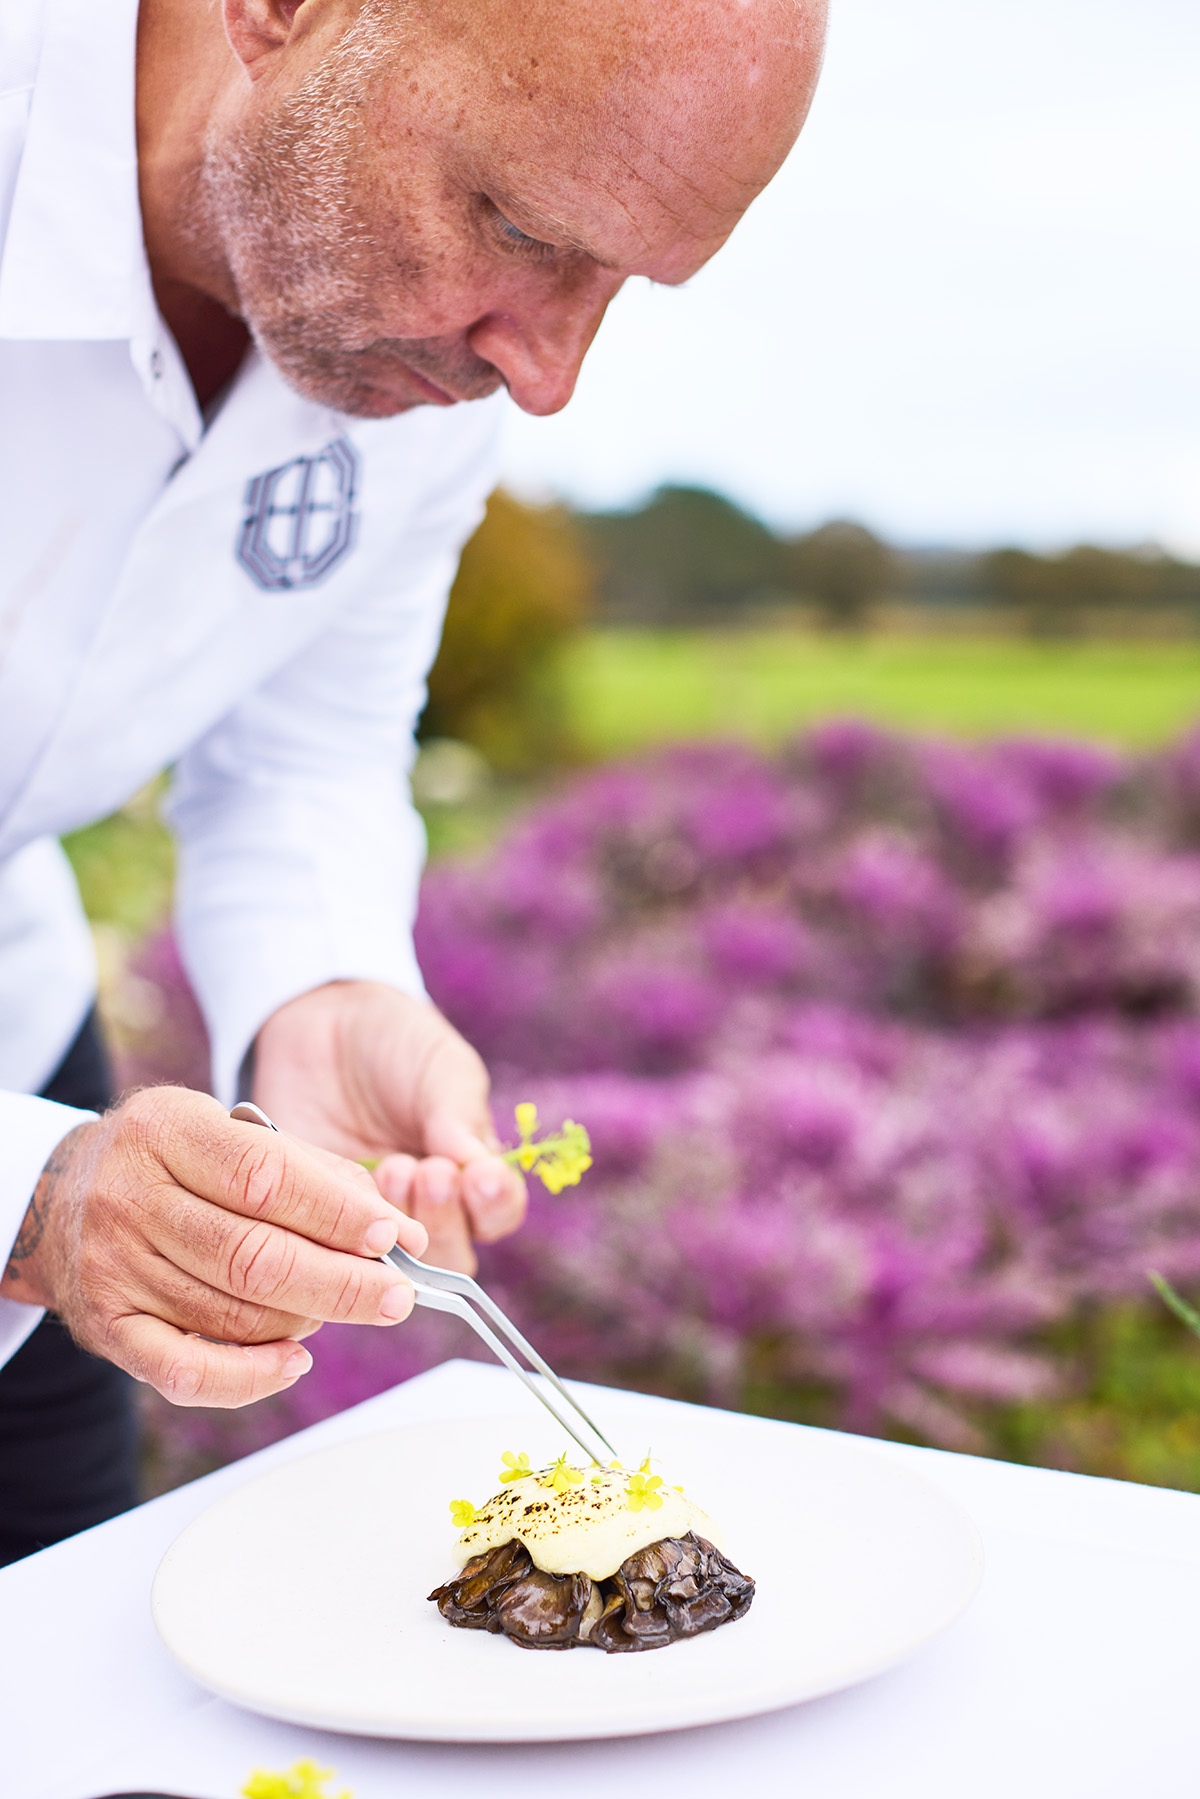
[236,437,361,591]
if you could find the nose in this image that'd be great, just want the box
[465,268,623,416]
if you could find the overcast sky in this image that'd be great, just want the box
[498,0,1199,552]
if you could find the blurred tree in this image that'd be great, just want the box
[783,519,894,630]
[1149,551,1200,609]
[422,489,593,773]
[586,485,785,623]
[981,544,1195,636]
[1057,545,1154,611]
[982,548,1060,634]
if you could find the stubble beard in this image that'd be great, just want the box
[198,15,501,418]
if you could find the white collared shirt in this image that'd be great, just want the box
[0,0,503,1365]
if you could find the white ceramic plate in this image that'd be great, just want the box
[152,1409,983,1742]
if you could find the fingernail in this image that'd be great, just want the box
[473,1170,504,1202]
[283,1348,312,1381]
[424,1167,454,1205]
[379,1281,412,1321]
[365,1217,398,1255]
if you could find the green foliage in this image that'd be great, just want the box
[782,518,894,630]
[586,484,785,623]
[992,1302,1200,1492]
[586,483,1200,635]
[740,1300,1200,1493]
[982,544,1200,635]
[61,778,174,937]
[422,488,593,773]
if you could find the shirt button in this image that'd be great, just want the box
[150,348,163,380]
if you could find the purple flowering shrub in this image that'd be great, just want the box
[481,1016,1200,1450]
[133,723,1200,1479]
[414,725,1200,1073]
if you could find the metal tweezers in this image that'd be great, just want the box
[229,1102,619,1467]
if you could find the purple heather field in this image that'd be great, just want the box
[128,723,1200,1482]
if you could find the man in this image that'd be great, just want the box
[0,0,826,1561]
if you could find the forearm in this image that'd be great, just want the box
[0,1093,98,1367]
[2,1121,95,1309]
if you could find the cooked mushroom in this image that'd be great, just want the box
[429,1531,754,1653]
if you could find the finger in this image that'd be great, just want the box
[121,1256,321,1346]
[144,1091,412,1258]
[461,1155,528,1244]
[423,1105,503,1164]
[300,1141,428,1258]
[145,1191,418,1328]
[373,1153,420,1214]
[411,1157,476,1274]
[109,1311,314,1409]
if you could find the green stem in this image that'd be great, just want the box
[1148,1270,1200,1338]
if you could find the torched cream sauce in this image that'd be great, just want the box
[453,1464,726,1581]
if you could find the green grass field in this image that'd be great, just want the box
[562,630,1200,757]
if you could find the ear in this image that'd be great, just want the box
[222,0,314,76]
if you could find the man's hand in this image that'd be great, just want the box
[253,983,527,1274]
[2,1088,428,1407]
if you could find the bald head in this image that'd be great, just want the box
[173,0,826,415]
[417,0,823,269]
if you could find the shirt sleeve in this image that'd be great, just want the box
[167,400,502,1106]
[0,1092,94,1370]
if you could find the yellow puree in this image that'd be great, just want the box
[453,1466,725,1581]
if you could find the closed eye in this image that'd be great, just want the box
[483,198,559,263]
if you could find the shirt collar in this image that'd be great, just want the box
[0,0,357,456]
[0,0,154,342]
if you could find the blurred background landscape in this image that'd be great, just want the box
[65,0,1200,1495]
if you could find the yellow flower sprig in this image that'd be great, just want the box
[356,1104,592,1191]
[503,1103,593,1194]
[541,1450,585,1494]
[499,1449,533,1483]
[449,1498,478,1527]
[242,1761,350,1799]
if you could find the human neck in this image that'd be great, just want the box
[135,0,251,408]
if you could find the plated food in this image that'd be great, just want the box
[429,1451,755,1652]
[152,1412,984,1739]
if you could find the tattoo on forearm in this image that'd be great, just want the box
[4,1127,85,1283]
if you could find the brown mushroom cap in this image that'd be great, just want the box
[429,1532,754,1653]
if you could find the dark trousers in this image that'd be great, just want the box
[0,1012,139,1567]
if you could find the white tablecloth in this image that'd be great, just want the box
[2,1358,1197,1799]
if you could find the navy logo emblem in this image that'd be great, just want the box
[237,437,360,591]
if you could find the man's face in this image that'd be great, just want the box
[205,0,823,420]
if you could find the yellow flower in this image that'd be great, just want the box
[449,1498,477,1528]
[499,1449,533,1483]
[242,1760,349,1799]
[541,1451,585,1494]
[626,1472,664,1513]
[502,1107,593,1193]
